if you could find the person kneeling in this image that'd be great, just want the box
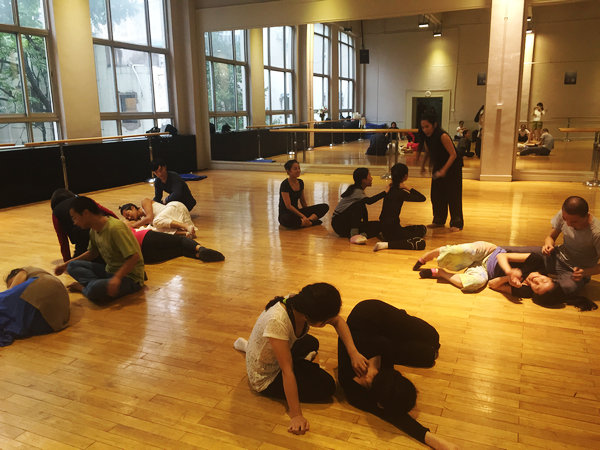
[55,196,145,304]
[338,300,457,449]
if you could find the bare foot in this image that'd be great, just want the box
[67,282,84,292]
[449,227,462,232]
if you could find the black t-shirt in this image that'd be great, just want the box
[491,252,547,298]
[278,178,304,216]
[424,128,463,171]
[379,187,426,227]
[154,171,197,211]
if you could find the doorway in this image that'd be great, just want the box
[412,97,443,128]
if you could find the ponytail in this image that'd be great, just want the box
[264,283,341,323]
[341,168,369,198]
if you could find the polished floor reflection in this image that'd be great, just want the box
[1,172,599,448]
[270,138,595,174]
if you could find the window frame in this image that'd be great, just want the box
[313,24,330,121]
[205,29,250,132]
[263,26,295,126]
[0,0,61,144]
[90,0,173,136]
[338,30,356,117]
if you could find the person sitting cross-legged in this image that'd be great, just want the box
[55,196,145,304]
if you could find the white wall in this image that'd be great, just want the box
[363,10,490,131]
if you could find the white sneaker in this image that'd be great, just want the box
[350,234,367,245]
[234,337,248,352]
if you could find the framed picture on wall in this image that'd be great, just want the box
[477,72,487,86]
[564,72,577,85]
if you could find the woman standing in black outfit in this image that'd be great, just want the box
[421,113,463,231]
[338,300,457,449]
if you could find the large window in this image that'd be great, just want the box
[205,30,249,132]
[263,26,294,125]
[89,0,171,136]
[313,23,330,121]
[338,30,355,118]
[0,0,59,145]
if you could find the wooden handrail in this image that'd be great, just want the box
[0,142,16,148]
[558,128,600,133]
[246,123,302,129]
[300,119,349,124]
[270,128,418,133]
[23,131,170,147]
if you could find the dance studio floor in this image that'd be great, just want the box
[1,171,599,448]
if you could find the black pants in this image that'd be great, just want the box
[382,224,427,249]
[332,203,381,238]
[261,335,336,402]
[431,167,463,229]
[389,311,440,367]
[141,230,199,263]
[520,146,550,156]
[278,204,329,229]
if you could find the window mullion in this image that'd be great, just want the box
[17,34,32,119]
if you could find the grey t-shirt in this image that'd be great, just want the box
[540,133,554,150]
[551,211,600,268]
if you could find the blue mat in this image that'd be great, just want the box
[180,174,207,181]
[248,159,275,163]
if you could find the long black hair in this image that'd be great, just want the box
[119,203,139,215]
[341,167,369,198]
[390,163,408,189]
[264,282,341,323]
[371,368,417,414]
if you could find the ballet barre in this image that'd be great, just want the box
[271,128,418,173]
[558,127,600,187]
[247,124,303,160]
[24,132,170,190]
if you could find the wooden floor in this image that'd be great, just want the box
[270,139,594,173]
[1,171,600,449]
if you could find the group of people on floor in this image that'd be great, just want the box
[239,194,598,447]
[280,113,464,250]
[1,159,224,346]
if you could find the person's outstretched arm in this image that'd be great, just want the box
[54,249,99,275]
[329,315,368,376]
[269,337,309,435]
[52,214,71,262]
[127,199,155,228]
[543,228,561,255]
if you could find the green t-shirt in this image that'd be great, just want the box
[88,217,145,285]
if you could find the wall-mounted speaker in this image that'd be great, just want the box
[359,49,370,64]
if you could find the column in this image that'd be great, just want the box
[480,0,526,182]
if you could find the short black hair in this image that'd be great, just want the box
[284,159,299,171]
[70,196,101,215]
[151,158,167,172]
[5,268,23,287]
[562,196,588,217]
[50,188,76,209]
[420,112,438,127]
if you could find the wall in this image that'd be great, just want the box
[363,10,490,131]
[529,1,600,137]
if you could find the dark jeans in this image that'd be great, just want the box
[382,224,427,249]
[261,335,336,402]
[520,146,550,156]
[141,230,198,263]
[431,167,463,229]
[332,203,381,238]
[67,260,142,304]
[279,204,329,229]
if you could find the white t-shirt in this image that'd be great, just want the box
[551,211,600,268]
[139,201,195,234]
[246,302,300,392]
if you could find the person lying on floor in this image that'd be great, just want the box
[131,228,224,263]
[1,267,70,347]
[413,241,566,306]
[338,299,457,450]
[120,198,197,238]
